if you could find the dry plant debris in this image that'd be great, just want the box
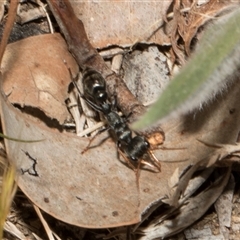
[0,0,240,239]
[2,34,78,125]
[165,0,239,63]
[122,46,170,106]
[68,0,171,48]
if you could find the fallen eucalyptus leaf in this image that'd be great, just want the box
[2,33,78,125]
[0,87,188,228]
[70,1,171,48]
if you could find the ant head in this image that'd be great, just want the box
[126,136,150,162]
[133,136,149,148]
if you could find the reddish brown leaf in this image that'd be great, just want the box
[2,34,78,124]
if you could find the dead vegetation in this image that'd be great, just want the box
[1,0,240,239]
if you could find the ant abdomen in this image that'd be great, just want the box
[82,68,108,104]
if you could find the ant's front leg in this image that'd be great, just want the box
[117,142,137,172]
[147,150,161,172]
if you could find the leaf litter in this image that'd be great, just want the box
[2,33,79,125]
[165,0,239,63]
[0,0,240,239]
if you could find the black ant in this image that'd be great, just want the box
[73,67,161,175]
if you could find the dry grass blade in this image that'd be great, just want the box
[0,0,20,239]
[32,232,45,240]
[4,220,25,239]
[0,160,17,239]
[33,204,61,240]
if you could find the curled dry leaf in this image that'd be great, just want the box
[17,1,46,24]
[1,34,78,124]
[139,167,231,239]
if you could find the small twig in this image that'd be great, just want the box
[33,204,61,240]
[0,0,20,65]
[36,0,54,33]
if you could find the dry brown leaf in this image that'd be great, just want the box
[1,34,78,124]
[71,0,171,48]
[0,86,189,228]
[0,34,185,228]
[1,2,240,231]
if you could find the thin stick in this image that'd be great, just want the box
[0,0,20,65]
[33,205,57,240]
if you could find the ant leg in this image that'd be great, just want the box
[81,126,110,154]
[148,150,161,172]
[81,133,99,154]
[118,148,141,205]
[117,149,137,172]
[139,159,160,172]
[135,161,142,206]
[151,145,186,151]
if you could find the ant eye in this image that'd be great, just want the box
[131,156,137,162]
[145,141,150,147]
